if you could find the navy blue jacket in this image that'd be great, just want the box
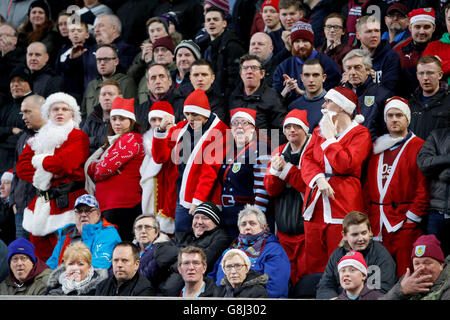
[345,76,393,141]
[371,40,401,92]
[273,50,341,104]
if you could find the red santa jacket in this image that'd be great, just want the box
[363,134,429,237]
[87,132,145,211]
[300,123,372,224]
[16,128,89,236]
[152,117,228,209]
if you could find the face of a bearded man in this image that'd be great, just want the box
[292,38,313,60]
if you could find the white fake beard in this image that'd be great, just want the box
[373,134,405,154]
[29,120,76,155]
[319,109,337,138]
[142,128,154,155]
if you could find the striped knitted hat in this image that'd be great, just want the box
[193,202,221,225]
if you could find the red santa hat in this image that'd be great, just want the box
[230,108,256,126]
[408,7,435,26]
[337,251,368,276]
[110,97,136,121]
[183,89,211,118]
[148,101,175,123]
[283,109,309,133]
[261,0,279,12]
[384,96,411,123]
[324,86,365,124]
[41,92,82,126]
[1,169,13,181]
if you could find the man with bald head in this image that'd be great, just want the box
[249,32,277,86]
[26,42,64,98]
[10,94,46,239]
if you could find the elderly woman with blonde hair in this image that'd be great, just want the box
[45,242,108,295]
[214,249,268,298]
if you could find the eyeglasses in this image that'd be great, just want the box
[416,71,439,77]
[224,263,245,271]
[96,57,116,63]
[74,208,97,215]
[10,256,31,264]
[324,25,343,30]
[180,260,204,267]
[134,225,157,231]
[241,65,261,72]
[231,120,253,128]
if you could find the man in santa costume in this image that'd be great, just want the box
[140,101,178,235]
[16,92,90,261]
[300,86,372,276]
[363,96,429,277]
[264,109,312,285]
[152,89,228,233]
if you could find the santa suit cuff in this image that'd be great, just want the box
[153,129,169,139]
[269,166,282,176]
[192,198,203,206]
[406,210,422,223]
[31,154,49,170]
[309,173,325,188]
[321,138,338,151]
[279,162,294,181]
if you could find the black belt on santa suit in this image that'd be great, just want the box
[369,201,413,209]
[36,181,85,208]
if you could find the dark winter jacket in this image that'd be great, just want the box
[417,124,450,214]
[316,239,397,299]
[30,64,65,98]
[153,227,231,296]
[0,199,15,245]
[229,81,287,142]
[370,40,401,92]
[409,88,450,141]
[0,93,28,173]
[0,239,7,283]
[344,76,394,141]
[336,284,384,300]
[379,256,450,300]
[45,264,109,296]
[95,271,155,296]
[81,104,109,154]
[203,28,246,99]
[214,269,269,298]
[288,90,326,133]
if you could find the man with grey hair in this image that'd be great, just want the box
[355,15,400,91]
[342,49,394,141]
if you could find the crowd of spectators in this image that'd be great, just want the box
[0,0,449,300]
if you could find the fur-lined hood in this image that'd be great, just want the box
[46,264,109,295]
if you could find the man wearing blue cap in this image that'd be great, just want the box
[0,238,51,295]
[46,194,121,270]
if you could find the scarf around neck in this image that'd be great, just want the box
[231,230,271,265]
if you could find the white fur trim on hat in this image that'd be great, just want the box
[231,111,256,126]
[338,259,368,276]
[384,99,411,123]
[324,89,356,114]
[110,109,136,121]
[41,92,81,127]
[183,105,211,118]
[283,117,309,133]
[410,14,435,25]
[1,171,13,181]
[148,110,175,123]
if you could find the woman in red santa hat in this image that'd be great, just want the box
[139,101,178,236]
[16,92,90,261]
[87,97,145,241]
[300,86,373,276]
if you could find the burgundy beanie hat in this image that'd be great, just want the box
[411,234,445,263]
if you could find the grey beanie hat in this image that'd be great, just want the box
[174,40,201,60]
